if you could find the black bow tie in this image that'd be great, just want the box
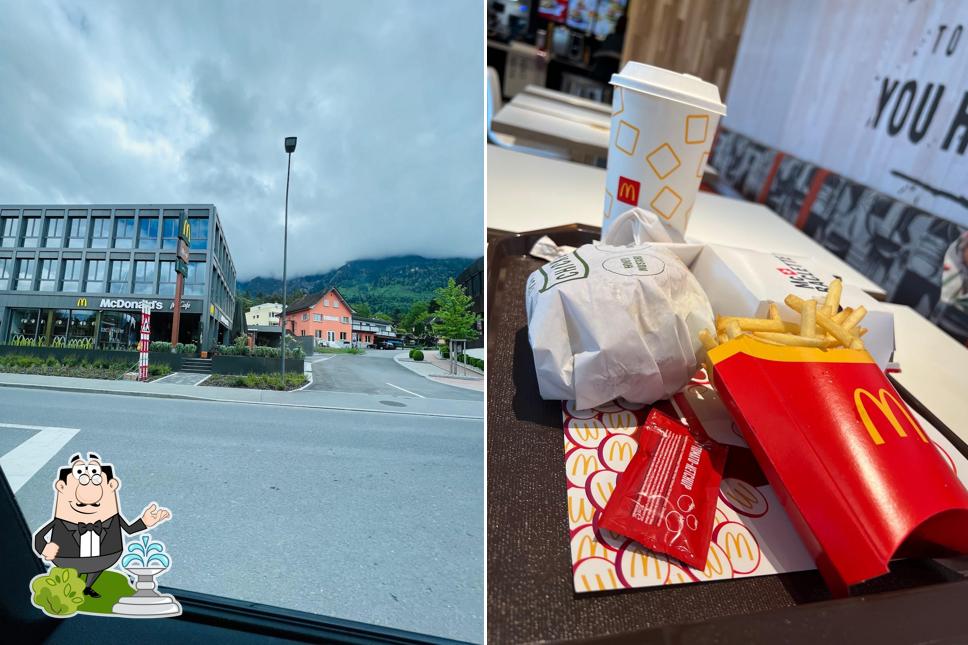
[77,520,105,538]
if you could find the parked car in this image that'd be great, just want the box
[378,339,404,350]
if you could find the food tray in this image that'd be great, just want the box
[485,224,968,643]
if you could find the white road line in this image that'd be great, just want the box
[386,382,425,398]
[0,423,80,493]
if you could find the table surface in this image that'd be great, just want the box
[486,145,886,299]
[492,102,610,154]
[521,84,612,114]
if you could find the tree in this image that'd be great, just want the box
[373,312,394,323]
[353,302,372,317]
[399,301,432,336]
[432,279,479,341]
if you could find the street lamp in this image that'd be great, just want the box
[281,136,297,382]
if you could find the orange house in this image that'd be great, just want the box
[284,287,354,344]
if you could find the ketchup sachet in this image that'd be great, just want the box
[599,408,727,570]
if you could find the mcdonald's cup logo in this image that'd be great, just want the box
[76,297,88,307]
[853,387,928,445]
[617,176,640,206]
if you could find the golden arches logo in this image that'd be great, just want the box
[853,387,927,445]
[627,552,664,579]
[575,534,606,561]
[579,567,618,591]
[571,421,602,442]
[76,297,88,307]
[724,481,757,511]
[704,545,726,577]
[618,179,639,203]
[567,495,595,524]
[608,441,634,463]
[721,531,754,561]
[181,218,191,240]
[571,453,601,477]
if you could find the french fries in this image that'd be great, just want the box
[699,279,868,356]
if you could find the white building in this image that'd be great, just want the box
[245,302,282,327]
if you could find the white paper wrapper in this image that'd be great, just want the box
[526,241,714,409]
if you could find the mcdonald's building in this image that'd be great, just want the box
[0,204,238,352]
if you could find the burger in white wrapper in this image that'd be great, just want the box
[526,241,714,410]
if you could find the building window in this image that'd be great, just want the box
[88,218,109,248]
[341,316,349,324]
[0,257,10,289]
[301,330,306,336]
[313,314,322,322]
[7,308,40,343]
[68,217,89,248]
[315,330,321,338]
[69,310,97,344]
[137,216,159,249]
[301,313,309,321]
[133,260,156,294]
[114,217,135,248]
[323,298,330,307]
[109,259,131,293]
[184,261,204,296]
[43,218,64,247]
[1,217,17,248]
[158,261,176,296]
[98,310,138,350]
[85,259,106,292]
[21,217,41,247]
[61,259,82,292]
[327,331,335,342]
[35,259,56,291]
[162,215,179,249]
[14,259,35,290]
[188,214,208,250]
[339,331,346,340]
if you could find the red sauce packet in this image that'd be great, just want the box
[599,409,728,570]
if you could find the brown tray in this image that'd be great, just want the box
[485,224,968,644]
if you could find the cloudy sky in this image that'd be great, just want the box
[0,0,483,279]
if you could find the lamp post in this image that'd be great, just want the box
[281,136,297,381]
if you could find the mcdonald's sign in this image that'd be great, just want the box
[75,297,88,307]
[617,176,640,206]
[178,213,192,245]
[853,387,928,445]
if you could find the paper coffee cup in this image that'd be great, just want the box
[602,62,726,236]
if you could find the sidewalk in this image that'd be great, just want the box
[394,352,485,393]
[0,372,483,419]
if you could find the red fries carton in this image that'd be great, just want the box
[708,335,968,594]
[600,409,727,570]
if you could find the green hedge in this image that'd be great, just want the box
[412,350,424,361]
[0,354,132,380]
[457,354,484,371]
[215,343,304,359]
[202,372,307,391]
[148,341,197,354]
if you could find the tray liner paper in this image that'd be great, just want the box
[708,336,968,593]
[561,368,968,593]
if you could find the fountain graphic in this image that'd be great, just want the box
[111,535,182,617]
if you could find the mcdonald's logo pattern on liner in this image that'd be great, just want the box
[561,374,968,593]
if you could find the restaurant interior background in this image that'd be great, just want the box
[487,0,968,345]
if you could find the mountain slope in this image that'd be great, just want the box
[238,255,475,317]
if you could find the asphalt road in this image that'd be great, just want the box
[2,386,483,643]
[309,350,481,401]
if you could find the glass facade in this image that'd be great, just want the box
[0,204,235,351]
[85,259,105,292]
[67,217,88,248]
[62,259,82,292]
[44,218,64,247]
[37,259,57,291]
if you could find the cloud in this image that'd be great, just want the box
[0,0,484,279]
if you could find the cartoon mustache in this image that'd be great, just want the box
[74,502,101,507]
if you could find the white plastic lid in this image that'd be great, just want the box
[610,61,726,116]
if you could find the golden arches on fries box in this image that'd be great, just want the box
[701,293,968,594]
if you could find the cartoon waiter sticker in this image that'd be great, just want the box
[30,453,178,618]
